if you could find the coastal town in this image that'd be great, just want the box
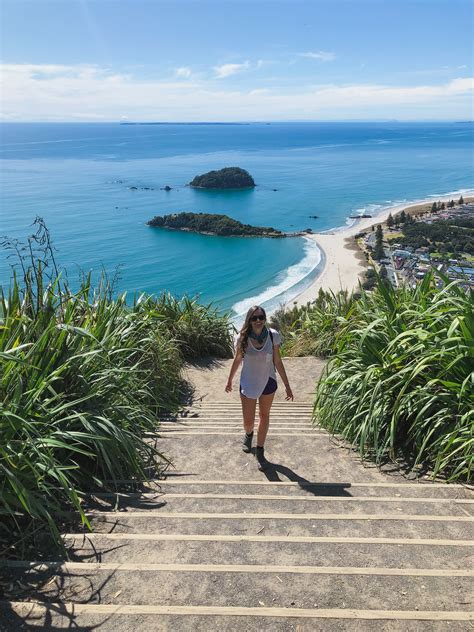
[357,198,474,291]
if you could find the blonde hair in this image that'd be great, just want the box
[238,305,267,356]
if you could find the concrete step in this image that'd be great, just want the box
[162,406,315,411]
[175,404,315,407]
[82,494,474,516]
[156,425,315,430]
[173,417,315,422]
[158,419,314,423]
[4,601,472,631]
[146,434,424,482]
[5,562,473,610]
[62,537,473,569]
[182,414,315,418]
[81,514,474,540]
[175,411,314,417]
[187,401,315,405]
[150,428,329,439]
[5,355,472,632]
[160,417,316,432]
[103,481,472,499]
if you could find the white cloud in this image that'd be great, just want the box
[300,51,337,62]
[214,61,250,78]
[1,63,472,121]
[175,66,192,78]
[248,88,270,96]
[442,64,469,71]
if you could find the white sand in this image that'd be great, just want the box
[290,194,472,307]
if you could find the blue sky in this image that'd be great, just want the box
[1,0,472,121]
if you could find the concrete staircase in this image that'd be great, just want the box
[2,358,473,631]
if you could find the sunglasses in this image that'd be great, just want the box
[250,314,266,322]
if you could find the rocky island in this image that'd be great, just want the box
[147,212,284,237]
[189,167,255,189]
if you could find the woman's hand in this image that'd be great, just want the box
[285,385,294,401]
[225,379,233,393]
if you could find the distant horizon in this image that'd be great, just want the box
[2,119,473,125]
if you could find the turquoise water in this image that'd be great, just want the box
[1,122,473,315]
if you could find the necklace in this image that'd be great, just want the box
[249,326,268,345]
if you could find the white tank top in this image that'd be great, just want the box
[239,328,281,399]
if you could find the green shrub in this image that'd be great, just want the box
[314,274,473,481]
[270,289,356,357]
[0,219,233,557]
[142,293,234,360]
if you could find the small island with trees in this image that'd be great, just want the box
[147,212,284,237]
[189,167,255,189]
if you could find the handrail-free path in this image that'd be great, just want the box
[2,357,473,631]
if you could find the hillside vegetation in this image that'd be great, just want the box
[147,211,283,237]
[0,219,233,557]
[271,275,473,481]
[397,217,474,255]
[189,167,255,189]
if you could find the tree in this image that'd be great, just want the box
[399,210,406,224]
[373,224,384,260]
[379,264,389,281]
[440,202,446,210]
[431,202,438,212]
[459,195,464,205]
[373,241,384,261]
[448,200,455,208]
[386,213,394,228]
[362,268,377,290]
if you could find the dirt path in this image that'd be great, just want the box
[2,358,473,631]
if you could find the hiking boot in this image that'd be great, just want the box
[256,446,268,471]
[242,431,253,453]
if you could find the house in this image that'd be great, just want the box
[448,266,474,279]
[392,249,413,259]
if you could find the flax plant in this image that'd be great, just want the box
[314,273,473,481]
[270,289,356,357]
[135,293,234,360]
[0,219,233,556]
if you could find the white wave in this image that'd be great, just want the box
[426,187,474,198]
[0,137,99,147]
[231,237,322,318]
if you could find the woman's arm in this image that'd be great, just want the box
[273,344,294,401]
[225,345,243,393]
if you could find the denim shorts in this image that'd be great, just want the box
[240,377,277,398]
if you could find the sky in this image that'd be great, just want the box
[1,0,473,121]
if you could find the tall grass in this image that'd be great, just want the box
[140,292,234,359]
[313,274,473,481]
[0,219,233,556]
[270,289,356,357]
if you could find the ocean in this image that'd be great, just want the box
[1,121,473,316]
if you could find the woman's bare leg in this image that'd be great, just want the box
[256,392,275,446]
[240,393,257,433]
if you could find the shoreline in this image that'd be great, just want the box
[288,192,474,307]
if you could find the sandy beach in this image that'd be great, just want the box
[291,194,473,306]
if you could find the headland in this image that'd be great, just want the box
[147,212,284,238]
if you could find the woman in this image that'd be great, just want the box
[225,305,293,471]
